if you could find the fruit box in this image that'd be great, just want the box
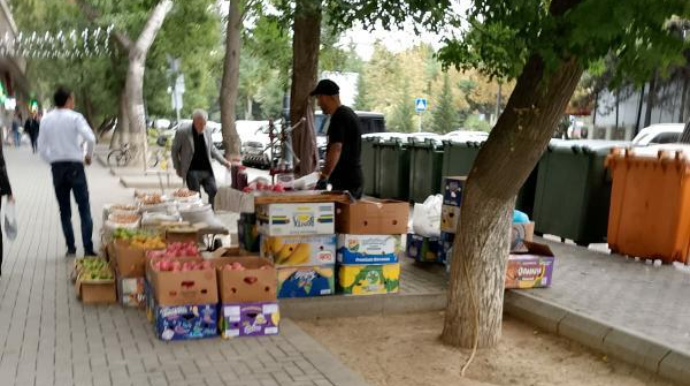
[441,205,461,234]
[337,264,400,295]
[442,176,466,207]
[219,302,280,339]
[257,203,335,236]
[148,258,218,306]
[117,274,146,308]
[75,279,117,305]
[165,228,199,244]
[335,199,408,234]
[211,253,277,303]
[260,235,336,266]
[114,241,164,278]
[238,213,260,253]
[277,265,335,298]
[406,233,441,264]
[511,222,535,253]
[153,302,218,341]
[506,242,555,289]
[336,234,401,265]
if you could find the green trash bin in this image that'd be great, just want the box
[375,138,411,200]
[408,137,444,203]
[440,139,484,191]
[361,136,380,197]
[533,140,624,246]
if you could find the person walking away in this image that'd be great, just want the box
[0,140,13,277]
[11,113,22,148]
[171,109,231,209]
[24,112,40,154]
[312,79,364,199]
[38,87,96,257]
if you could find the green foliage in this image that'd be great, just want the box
[431,72,458,134]
[389,79,415,132]
[464,115,492,132]
[353,73,372,111]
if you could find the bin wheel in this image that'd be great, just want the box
[575,241,589,247]
[535,232,544,237]
[560,237,566,243]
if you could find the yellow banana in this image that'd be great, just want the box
[286,243,311,265]
[269,237,285,253]
[275,243,299,264]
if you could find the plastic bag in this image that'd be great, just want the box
[4,201,17,241]
[288,172,320,191]
[412,194,443,237]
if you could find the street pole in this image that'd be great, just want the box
[418,111,423,132]
[495,82,502,124]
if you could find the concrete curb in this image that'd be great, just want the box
[504,290,690,386]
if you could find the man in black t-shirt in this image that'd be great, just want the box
[311,80,363,199]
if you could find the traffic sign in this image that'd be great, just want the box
[415,98,427,113]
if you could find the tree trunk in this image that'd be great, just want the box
[247,95,253,120]
[290,0,321,176]
[679,76,689,123]
[442,54,583,348]
[615,88,620,130]
[644,71,658,128]
[635,84,646,135]
[220,0,243,160]
[111,91,130,149]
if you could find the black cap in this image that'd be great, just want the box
[310,79,340,96]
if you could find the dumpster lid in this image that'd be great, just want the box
[549,139,630,154]
[624,144,690,160]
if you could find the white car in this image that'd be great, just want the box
[442,130,489,142]
[632,123,685,146]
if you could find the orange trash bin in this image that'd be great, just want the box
[606,145,690,264]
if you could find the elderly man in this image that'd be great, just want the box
[172,109,230,208]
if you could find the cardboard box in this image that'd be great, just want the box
[438,232,455,264]
[336,234,401,265]
[506,242,555,289]
[148,258,218,306]
[511,222,535,253]
[277,265,335,298]
[260,235,336,266]
[153,302,218,341]
[337,264,400,295]
[406,233,441,264]
[257,203,335,236]
[335,199,408,234]
[238,213,260,253]
[442,176,466,207]
[117,275,146,308]
[219,302,280,339]
[75,279,117,304]
[441,205,461,233]
[114,242,165,278]
[165,227,199,244]
[212,253,277,303]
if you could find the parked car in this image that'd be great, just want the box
[442,130,489,142]
[632,123,685,146]
[316,111,386,160]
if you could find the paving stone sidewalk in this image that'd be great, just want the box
[0,147,369,386]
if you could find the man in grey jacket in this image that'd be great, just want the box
[172,109,230,208]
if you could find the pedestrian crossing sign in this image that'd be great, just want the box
[415,98,427,112]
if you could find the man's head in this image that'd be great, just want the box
[311,79,341,115]
[192,109,208,133]
[54,86,74,109]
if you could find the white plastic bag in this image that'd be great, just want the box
[412,194,443,237]
[289,172,320,190]
[4,201,17,241]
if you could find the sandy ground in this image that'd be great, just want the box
[299,312,677,386]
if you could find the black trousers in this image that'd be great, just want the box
[51,162,94,254]
[186,170,218,209]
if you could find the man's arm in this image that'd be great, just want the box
[321,143,342,179]
[76,115,96,159]
[37,122,50,163]
[171,130,183,175]
[210,138,229,167]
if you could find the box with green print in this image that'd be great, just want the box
[337,234,402,265]
[257,203,335,236]
[337,264,401,295]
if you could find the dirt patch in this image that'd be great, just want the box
[298,312,676,386]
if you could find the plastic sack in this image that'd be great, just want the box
[288,172,320,191]
[412,194,443,237]
[4,201,17,241]
[513,210,530,224]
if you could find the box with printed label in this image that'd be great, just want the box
[277,265,335,298]
[211,251,277,304]
[336,234,401,265]
[442,176,466,207]
[148,258,218,306]
[337,264,400,295]
[260,235,336,266]
[441,205,461,233]
[153,302,218,341]
[117,275,146,308]
[511,222,535,253]
[506,242,555,289]
[335,199,408,234]
[238,213,260,253]
[219,302,280,339]
[257,203,335,236]
[406,233,441,263]
[438,232,455,264]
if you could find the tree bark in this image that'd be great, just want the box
[635,84,646,135]
[441,54,583,348]
[644,71,658,128]
[220,0,244,160]
[247,95,253,120]
[679,76,689,123]
[290,0,321,176]
[111,91,130,149]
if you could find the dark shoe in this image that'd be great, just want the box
[84,251,97,258]
[66,250,77,258]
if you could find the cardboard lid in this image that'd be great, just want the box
[511,241,555,258]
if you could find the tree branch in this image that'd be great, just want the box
[133,0,174,55]
[75,0,134,51]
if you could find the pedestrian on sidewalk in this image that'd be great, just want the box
[38,87,96,257]
[171,109,230,209]
[11,112,22,148]
[24,112,40,154]
[0,141,14,276]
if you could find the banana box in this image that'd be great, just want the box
[277,265,335,298]
[257,203,335,236]
[219,302,280,339]
[406,233,441,264]
[441,205,461,234]
[337,264,400,296]
[260,235,336,266]
[506,242,555,289]
[336,234,401,265]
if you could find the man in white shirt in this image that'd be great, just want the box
[38,87,96,257]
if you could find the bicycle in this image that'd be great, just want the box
[107,143,161,168]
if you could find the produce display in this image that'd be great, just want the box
[172,188,197,198]
[221,262,271,271]
[109,213,141,224]
[113,228,160,240]
[109,204,138,212]
[146,242,200,259]
[138,193,166,205]
[242,181,285,193]
[151,259,213,272]
[130,235,166,250]
[75,258,114,282]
